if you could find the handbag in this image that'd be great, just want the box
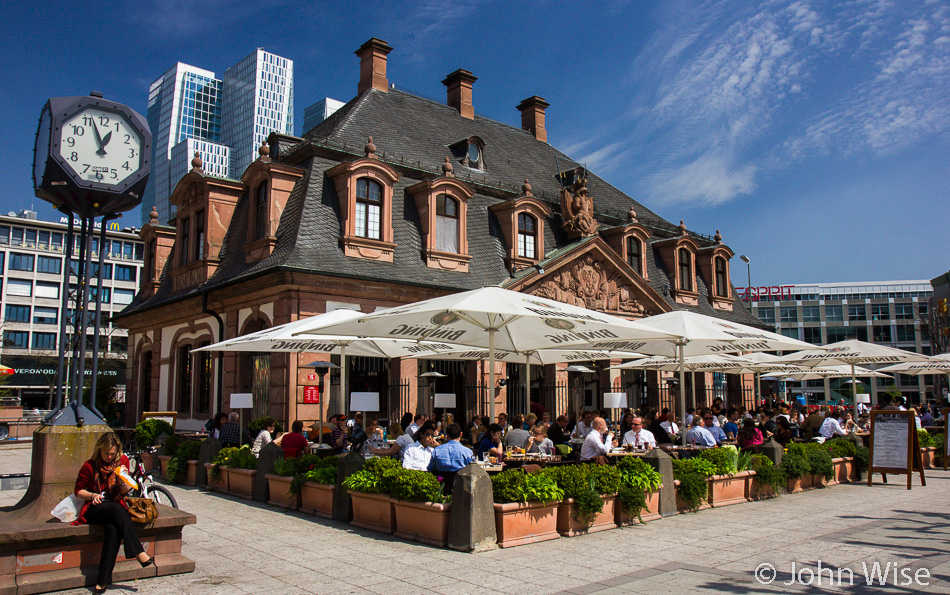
[125,497,159,524]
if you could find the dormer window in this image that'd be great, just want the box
[697,243,734,309]
[254,182,268,241]
[517,213,537,259]
[678,248,692,292]
[467,143,482,169]
[715,256,727,298]
[356,178,383,239]
[435,194,459,253]
[450,137,486,170]
[626,237,642,276]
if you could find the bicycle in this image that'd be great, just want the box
[126,447,179,509]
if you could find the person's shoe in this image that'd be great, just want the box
[139,556,154,568]
[92,586,106,594]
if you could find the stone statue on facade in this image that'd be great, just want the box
[560,171,598,238]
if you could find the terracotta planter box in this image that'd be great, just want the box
[392,500,452,547]
[810,474,827,489]
[921,447,936,469]
[749,477,777,500]
[674,479,710,512]
[556,495,617,537]
[707,471,753,507]
[158,455,171,478]
[141,451,156,473]
[184,460,198,486]
[204,462,228,492]
[300,482,335,518]
[266,474,299,509]
[494,501,560,547]
[227,468,256,499]
[349,491,396,534]
[830,457,853,485]
[616,489,662,525]
[786,476,806,493]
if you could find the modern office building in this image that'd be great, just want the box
[739,280,934,404]
[143,50,293,226]
[0,211,145,409]
[302,97,344,134]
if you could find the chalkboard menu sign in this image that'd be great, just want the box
[867,410,925,489]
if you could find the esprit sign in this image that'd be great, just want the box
[736,285,796,302]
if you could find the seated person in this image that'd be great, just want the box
[647,410,672,444]
[547,415,571,445]
[403,425,438,471]
[722,408,740,440]
[428,424,473,473]
[659,413,679,439]
[703,413,728,444]
[503,421,530,450]
[276,420,310,458]
[524,413,537,431]
[759,410,777,439]
[621,416,656,450]
[736,419,763,448]
[572,411,595,440]
[359,418,387,456]
[251,417,277,457]
[819,411,850,439]
[525,424,555,455]
[580,417,613,463]
[684,418,717,448]
[369,423,415,461]
[477,424,504,460]
[773,416,794,447]
[329,414,349,451]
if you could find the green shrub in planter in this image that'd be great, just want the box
[616,457,662,493]
[165,457,184,484]
[525,473,563,503]
[807,448,833,480]
[492,469,527,504]
[751,460,786,494]
[672,458,716,479]
[825,439,856,458]
[178,440,201,461]
[208,447,238,481]
[588,464,621,495]
[134,419,174,451]
[272,458,297,477]
[541,465,589,499]
[917,429,935,448]
[290,467,338,494]
[617,483,648,520]
[225,446,258,470]
[698,446,737,475]
[388,468,448,503]
[166,440,202,484]
[676,473,708,511]
[161,434,181,457]
[572,478,603,522]
[780,449,810,478]
[342,456,401,494]
[854,445,869,473]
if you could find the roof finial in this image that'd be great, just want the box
[522,179,532,196]
[714,229,722,244]
[365,136,377,158]
[628,206,638,222]
[191,151,203,172]
[258,140,270,161]
[149,205,159,225]
[442,156,454,177]
[678,220,688,236]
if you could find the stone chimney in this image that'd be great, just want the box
[355,38,393,94]
[517,96,550,142]
[442,69,477,119]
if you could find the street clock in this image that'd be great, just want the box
[33,93,151,217]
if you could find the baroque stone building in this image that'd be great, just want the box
[116,38,761,430]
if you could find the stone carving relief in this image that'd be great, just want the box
[560,170,598,237]
[530,255,645,315]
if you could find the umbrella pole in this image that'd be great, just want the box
[341,345,348,418]
[525,356,531,424]
[679,342,687,446]
[851,363,857,411]
[489,329,496,421]
[691,371,696,410]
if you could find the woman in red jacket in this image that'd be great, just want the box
[74,432,153,593]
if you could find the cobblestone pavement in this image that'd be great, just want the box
[2,442,950,594]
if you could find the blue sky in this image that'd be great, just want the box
[2,0,947,286]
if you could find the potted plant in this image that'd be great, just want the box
[342,457,401,534]
[918,430,937,469]
[492,469,563,547]
[295,457,340,518]
[932,433,945,468]
[672,458,714,512]
[389,469,452,547]
[545,465,620,537]
[824,439,856,484]
[781,444,811,492]
[615,457,663,525]
[133,418,173,471]
[266,457,301,509]
[697,446,754,507]
[806,446,833,488]
[748,455,785,500]
[206,446,237,492]
[166,439,201,485]
[224,446,258,499]
[158,434,180,478]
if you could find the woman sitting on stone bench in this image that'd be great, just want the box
[73,432,153,593]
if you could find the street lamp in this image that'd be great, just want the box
[739,255,751,304]
[301,360,339,445]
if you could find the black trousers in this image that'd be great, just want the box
[84,501,145,585]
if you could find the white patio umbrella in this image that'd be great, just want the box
[876,359,950,399]
[193,309,460,415]
[407,348,644,419]
[777,340,926,406]
[586,311,822,444]
[292,286,677,419]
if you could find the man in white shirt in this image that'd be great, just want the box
[406,414,426,437]
[580,417,613,462]
[571,411,595,440]
[402,426,438,470]
[660,414,680,438]
[685,419,717,448]
[819,412,850,439]
[621,417,655,450]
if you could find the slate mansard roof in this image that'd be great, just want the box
[120,87,762,327]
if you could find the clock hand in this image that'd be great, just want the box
[100,131,112,149]
[92,122,107,156]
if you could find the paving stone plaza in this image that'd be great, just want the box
[2,442,949,594]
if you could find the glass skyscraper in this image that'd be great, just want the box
[143,50,294,225]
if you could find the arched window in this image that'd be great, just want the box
[355,178,382,239]
[254,182,268,240]
[678,248,692,292]
[626,236,642,276]
[715,256,728,297]
[177,344,192,414]
[517,213,537,259]
[196,341,212,414]
[435,194,459,253]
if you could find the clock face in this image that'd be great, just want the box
[58,106,144,186]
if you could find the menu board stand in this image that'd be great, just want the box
[867,410,925,490]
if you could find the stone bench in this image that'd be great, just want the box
[0,505,196,595]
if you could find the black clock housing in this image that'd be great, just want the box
[33,94,152,218]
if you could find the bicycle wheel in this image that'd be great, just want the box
[145,485,179,509]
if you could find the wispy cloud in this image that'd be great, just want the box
[389,0,485,65]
